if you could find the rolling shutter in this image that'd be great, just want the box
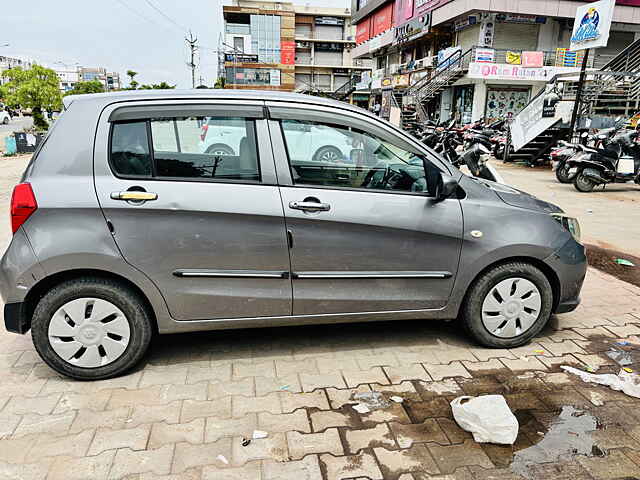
[493,23,539,52]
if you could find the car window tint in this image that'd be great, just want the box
[151,116,260,181]
[280,119,434,195]
[111,122,152,177]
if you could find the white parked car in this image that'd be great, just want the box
[0,110,11,125]
[198,117,355,163]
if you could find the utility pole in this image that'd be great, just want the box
[185,31,198,89]
[569,49,590,142]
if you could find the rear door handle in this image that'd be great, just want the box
[289,201,331,212]
[110,191,158,201]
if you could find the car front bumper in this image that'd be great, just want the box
[545,237,588,314]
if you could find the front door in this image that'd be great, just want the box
[93,103,292,320]
[267,105,463,315]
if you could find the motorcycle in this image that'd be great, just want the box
[570,129,640,192]
[460,143,504,183]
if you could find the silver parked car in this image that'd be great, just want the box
[1,90,586,380]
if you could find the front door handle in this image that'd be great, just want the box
[289,201,331,212]
[110,191,158,201]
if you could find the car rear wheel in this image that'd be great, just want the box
[461,262,553,348]
[205,144,234,156]
[313,146,343,163]
[31,277,153,380]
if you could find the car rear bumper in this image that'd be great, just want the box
[545,237,587,314]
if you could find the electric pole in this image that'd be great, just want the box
[185,31,198,89]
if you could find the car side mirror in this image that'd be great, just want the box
[424,160,458,201]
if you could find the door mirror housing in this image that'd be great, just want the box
[424,159,458,201]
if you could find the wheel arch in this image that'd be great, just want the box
[21,269,159,334]
[205,143,235,155]
[458,256,561,317]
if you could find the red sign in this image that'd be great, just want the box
[355,19,371,44]
[281,41,295,65]
[522,51,543,67]
[415,0,452,16]
[404,0,414,20]
[372,2,394,37]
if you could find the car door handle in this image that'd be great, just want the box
[289,201,331,212]
[110,191,158,201]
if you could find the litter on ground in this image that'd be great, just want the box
[562,365,640,399]
[615,258,635,266]
[606,348,633,366]
[390,395,404,403]
[450,395,519,445]
[217,454,229,465]
[352,391,390,410]
[352,403,371,414]
[252,430,268,439]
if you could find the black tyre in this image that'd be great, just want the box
[31,277,153,380]
[461,262,553,348]
[2,117,8,125]
[574,171,596,192]
[313,146,343,163]
[555,162,573,183]
[205,144,234,156]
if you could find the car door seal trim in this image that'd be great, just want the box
[292,271,452,279]
[174,269,290,279]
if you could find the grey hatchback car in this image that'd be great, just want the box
[1,90,586,380]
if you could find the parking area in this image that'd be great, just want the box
[1,156,640,479]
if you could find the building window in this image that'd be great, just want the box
[233,37,245,53]
[225,67,279,86]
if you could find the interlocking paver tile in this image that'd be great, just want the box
[256,375,302,396]
[433,348,478,364]
[149,418,205,448]
[280,390,330,412]
[202,461,262,480]
[232,432,290,464]
[205,414,257,443]
[577,449,640,479]
[572,326,617,338]
[538,340,586,356]
[233,360,276,379]
[14,411,76,437]
[0,436,41,463]
[275,358,319,377]
[3,393,60,416]
[423,362,471,381]
[605,323,640,337]
[500,356,547,372]
[344,423,396,453]
[384,364,431,383]
[186,364,232,384]
[48,450,115,480]
[258,410,310,433]
[299,371,346,391]
[139,366,188,388]
[537,354,582,370]
[69,407,128,433]
[310,410,355,431]
[390,419,450,448]
[183,397,232,422]
[360,403,411,425]
[356,352,400,369]
[468,348,516,362]
[320,451,383,480]
[89,424,151,455]
[263,454,323,480]
[343,367,389,387]
[127,401,181,427]
[232,392,281,417]
[172,438,232,473]
[418,378,463,397]
[208,378,254,399]
[461,359,504,375]
[287,428,343,459]
[374,444,441,477]
[316,357,359,373]
[0,412,21,437]
[428,439,494,473]
[109,444,174,478]
[325,385,371,409]
[54,390,112,413]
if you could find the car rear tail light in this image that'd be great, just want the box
[200,124,208,141]
[10,183,37,234]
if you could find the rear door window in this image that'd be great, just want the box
[110,122,153,177]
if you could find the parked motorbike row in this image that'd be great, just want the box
[408,119,508,183]
[550,118,640,192]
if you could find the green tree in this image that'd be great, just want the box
[138,81,176,90]
[64,80,105,96]
[126,70,139,90]
[214,77,225,89]
[1,65,62,130]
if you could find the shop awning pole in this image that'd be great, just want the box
[569,48,590,141]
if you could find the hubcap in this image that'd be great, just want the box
[48,298,131,368]
[321,150,340,162]
[481,278,542,338]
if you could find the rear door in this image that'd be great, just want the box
[267,102,463,315]
[93,102,292,321]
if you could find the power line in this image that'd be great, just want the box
[142,0,188,32]
[113,0,167,30]
[186,31,199,89]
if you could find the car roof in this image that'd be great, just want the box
[63,89,370,117]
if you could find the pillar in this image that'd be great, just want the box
[471,80,487,122]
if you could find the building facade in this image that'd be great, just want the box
[79,67,121,91]
[0,56,34,85]
[222,0,373,104]
[351,0,640,123]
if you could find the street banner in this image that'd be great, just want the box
[522,51,544,67]
[570,0,616,51]
[506,51,521,64]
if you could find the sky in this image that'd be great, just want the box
[2,0,349,89]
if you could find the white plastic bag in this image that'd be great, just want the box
[450,395,519,445]
[561,365,640,399]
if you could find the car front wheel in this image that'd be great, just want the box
[461,262,553,348]
[31,277,153,380]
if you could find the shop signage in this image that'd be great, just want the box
[475,48,495,63]
[381,89,393,119]
[394,14,431,44]
[381,77,393,88]
[393,73,410,87]
[280,41,295,65]
[415,0,453,15]
[478,13,496,47]
[570,0,616,51]
[555,48,586,67]
[225,54,258,62]
[496,13,546,24]
[315,16,344,25]
[522,51,544,67]
[454,15,477,31]
[372,3,394,37]
[356,20,371,44]
[356,70,371,90]
[468,62,577,81]
[269,69,281,86]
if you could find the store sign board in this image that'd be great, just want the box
[496,13,546,24]
[372,3,394,36]
[315,16,344,25]
[394,14,431,44]
[225,54,259,62]
[269,69,281,86]
[415,0,453,15]
[522,51,544,67]
[454,15,478,31]
[468,62,577,81]
[570,0,616,51]
[356,19,371,44]
[280,41,295,65]
[393,73,410,87]
[475,48,495,63]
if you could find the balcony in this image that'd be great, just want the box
[294,35,355,43]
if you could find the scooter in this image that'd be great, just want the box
[570,129,640,192]
[460,143,505,183]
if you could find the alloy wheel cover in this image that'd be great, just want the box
[481,278,542,338]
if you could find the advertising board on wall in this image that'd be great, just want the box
[468,63,577,81]
[280,41,295,65]
[394,14,431,44]
[570,0,616,51]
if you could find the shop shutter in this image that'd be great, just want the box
[334,75,350,89]
[295,24,312,38]
[456,25,480,52]
[315,50,343,66]
[315,25,343,40]
[295,73,312,90]
[493,23,539,51]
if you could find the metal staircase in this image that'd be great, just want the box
[331,75,361,102]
